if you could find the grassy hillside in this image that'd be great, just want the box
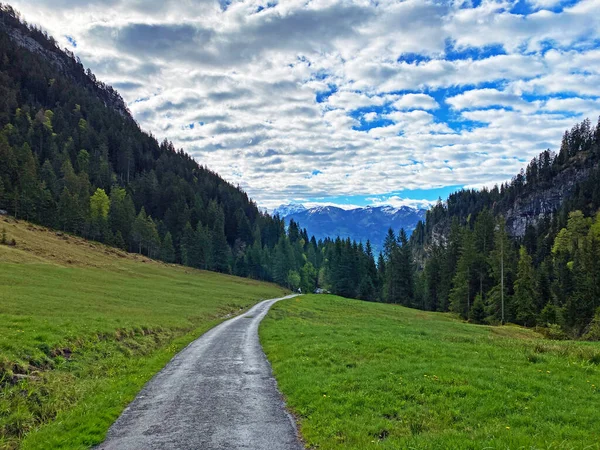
[261,295,600,449]
[0,217,287,449]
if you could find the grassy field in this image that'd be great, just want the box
[261,295,600,450]
[0,218,288,449]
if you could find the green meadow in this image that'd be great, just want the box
[261,294,600,450]
[0,219,287,449]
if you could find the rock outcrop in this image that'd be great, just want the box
[505,164,593,237]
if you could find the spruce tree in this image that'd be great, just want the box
[449,228,476,318]
[469,294,486,324]
[514,246,537,327]
[132,207,148,254]
[211,206,231,273]
[397,229,414,306]
[160,231,176,263]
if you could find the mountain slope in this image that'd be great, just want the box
[0,6,392,314]
[0,5,286,277]
[276,204,426,252]
[419,120,600,246]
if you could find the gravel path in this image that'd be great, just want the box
[98,295,303,450]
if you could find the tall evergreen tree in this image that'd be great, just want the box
[449,228,476,318]
[514,246,537,327]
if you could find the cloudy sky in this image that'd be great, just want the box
[12,0,600,209]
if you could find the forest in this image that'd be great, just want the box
[1,4,600,339]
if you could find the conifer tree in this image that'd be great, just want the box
[450,228,476,318]
[397,229,414,305]
[514,246,537,327]
[469,294,486,324]
[132,207,148,254]
[211,206,231,273]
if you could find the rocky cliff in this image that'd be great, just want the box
[504,164,594,237]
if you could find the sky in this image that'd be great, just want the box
[11,0,600,210]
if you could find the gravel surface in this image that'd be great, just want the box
[98,295,303,450]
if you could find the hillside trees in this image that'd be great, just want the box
[514,247,537,327]
[411,117,600,337]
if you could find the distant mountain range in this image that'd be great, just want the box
[273,204,427,254]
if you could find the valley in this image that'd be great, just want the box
[2,2,600,449]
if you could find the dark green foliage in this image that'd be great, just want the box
[449,228,477,318]
[469,294,486,324]
[514,247,537,327]
[378,228,414,305]
[582,307,600,341]
[160,232,176,263]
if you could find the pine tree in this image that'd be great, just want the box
[113,230,126,251]
[383,229,401,303]
[15,143,40,221]
[211,207,231,273]
[397,229,414,306]
[450,228,476,318]
[439,218,462,311]
[180,222,195,266]
[488,216,512,323]
[132,207,148,254]
[145,216,160,258]
[58,187,84,233]
[473,209,494,299]
[358,241,379,301]
[514,246,537,327]
[377,252,385,301]
[469,294,486,324]
[424,245,443,311]
[109,188,135,247]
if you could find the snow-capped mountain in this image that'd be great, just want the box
[272,203,307,217]
[273,204,427,254]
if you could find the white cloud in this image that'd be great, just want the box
[393,94,439,111]
[363,112,378,122]
[446,88,535,112]
[528,0,564,9]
